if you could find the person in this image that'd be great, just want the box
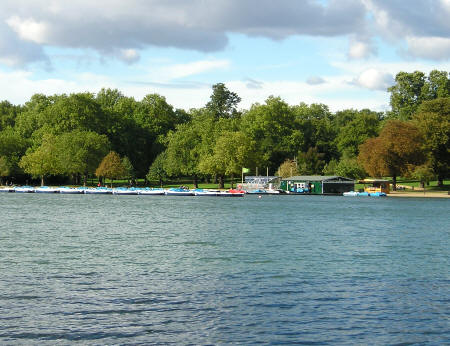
[97,182,101,187]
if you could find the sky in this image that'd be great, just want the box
[0,0,449,112]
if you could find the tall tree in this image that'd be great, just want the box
[388,70,450,120]
[55,130,110,185]
[413,97,450,187]
[241,96,298,172]
[388,71,426,120]
[199,131,256,188]
[335,109,381,157]
[358,120,425,189]
[147,151,168,187]
[19,134,61,186]
[206,83,241,119]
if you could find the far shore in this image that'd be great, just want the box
[387,191,450,198]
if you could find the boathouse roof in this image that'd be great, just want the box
[282,175,353,182]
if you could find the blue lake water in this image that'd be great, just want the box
[0,193,449,344]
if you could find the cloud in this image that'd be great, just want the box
[352,68,394,91]
[363,0,450,59]
[406,36,450,60]
[348,37,376,59]
[0,0,367,67]
[245,78,264,89]
[159,59,230,80]
[306,76,326,85]
[6,16,51,44]
[117,49,140,64]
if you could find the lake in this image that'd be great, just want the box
[0,193,449,344]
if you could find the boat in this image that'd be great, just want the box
[219,189,245,197]
[247,189,267,194]
[0,187,14,192]
[194,189,220,196]
[58,186,84,194]
[112,187,139,195]
[343,191,359,196]
[84,187,112,194]
[35,186,60,193]
[138,188,165,195]
[165,187,194,196]
[343,191,386,197]
[14,186,35,193]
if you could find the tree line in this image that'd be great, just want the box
[0,70,448,189]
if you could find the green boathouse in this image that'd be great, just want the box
[280,176,354,195]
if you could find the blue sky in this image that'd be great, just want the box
[0,0,449,112]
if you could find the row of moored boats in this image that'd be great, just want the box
[343,191,387,197]
[0,186,282,196]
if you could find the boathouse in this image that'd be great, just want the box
[280,176,354,194]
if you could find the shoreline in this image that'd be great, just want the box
[387,191,450,198]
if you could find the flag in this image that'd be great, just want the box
[242,167,250,173]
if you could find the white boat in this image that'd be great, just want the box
[0,187,14,192]
[35,186,59,193]
[194,189,220,196]
[14,186,35,193]
[165,188,194,196]
[343,191,359,196]
[139,188,165,195]
[84,187,112,194]
[112,187,139,195]
[58,186,84,194]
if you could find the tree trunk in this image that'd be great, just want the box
[438,175,443,187]
[41,175,44,186]
[193,175,198,189]
[159,178,163,187]
[218,175,224,189]
[230,174,234,189]
[392,174,397,191]
[83,173,87,187]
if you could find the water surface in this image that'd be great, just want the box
[1,194,449,344]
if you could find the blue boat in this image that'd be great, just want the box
[84,187,112,194]
[14,186,35,193]
[165,188,194,196]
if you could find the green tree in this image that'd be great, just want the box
[334,156,366,180]
[199,131,256,188]
[297,147,325,175]
[0,127,29,178]
[413,97,450,187]
[335,109,381,157]
[388,71,427,120]
[146,151,168,187]
[358,120,424,189]
[19,134,61,186]
[276,159,299,178]
[388,70,449,120]
[95,151,126,187]
[241,96,298,172]
[121,156,135,185]
[412,164,435,190]
[206,83,241,119]
[55,130,110,185]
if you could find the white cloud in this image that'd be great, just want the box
[352,68,394,91]
[159,59,230,80]
[406,36,450,60]
[118,49,140,64]
[6,16,50,44]
[306,76,326,85]
[348,38,376,59]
